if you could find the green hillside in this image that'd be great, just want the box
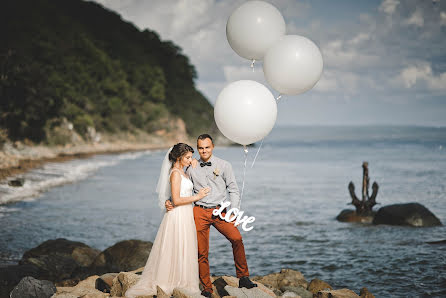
[0,0,215,144]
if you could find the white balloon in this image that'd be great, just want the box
[214,80,277,145]
[263,35,324,95]
[226,1,286,61]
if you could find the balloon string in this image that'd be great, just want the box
[251,138,264,168]
[251,59,256,72]
[251,96,281,168]
[240,145,248,200]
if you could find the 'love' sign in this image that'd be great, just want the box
[212,201,255,231]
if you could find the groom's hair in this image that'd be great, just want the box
[197,134,213,144]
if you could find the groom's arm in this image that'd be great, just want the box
[223,162,241,209]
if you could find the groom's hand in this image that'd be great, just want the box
[191,158,198,168]
[165,200,174,212]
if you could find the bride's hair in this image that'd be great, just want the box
[168,143,194,166]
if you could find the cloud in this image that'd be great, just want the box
[90,0,446,125]
[441,11,446,26]
[379,0,400,15]
[348,32,370,45]
[404,8,424,27]
[394,64,446,91]
[321,39,380,70]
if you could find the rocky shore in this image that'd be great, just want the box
[1,238,375,298]
[0,127,193,183]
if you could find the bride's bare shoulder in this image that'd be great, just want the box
[169,169,182,179]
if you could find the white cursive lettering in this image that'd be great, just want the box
[212,201,255,231]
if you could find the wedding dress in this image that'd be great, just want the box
[125,170,200,297]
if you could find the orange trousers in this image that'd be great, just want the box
[193,206,249,293]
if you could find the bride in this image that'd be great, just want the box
[125,143,210,297]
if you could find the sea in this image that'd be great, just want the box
[0,126,445,297]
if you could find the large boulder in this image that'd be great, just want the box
[89,240,152,275]
[0,263,41,298]
[252,269,308,291]
[109,272,140,297]
[224,285,274,298]
[172,287,203,298]
[373,203,442,227]
[307,279,333,295]
[9,276,56,298]
[316,288,359,298]
[359,287,375,298]
[336,210,375,223]
[212,276,275,298]
[52,275,109,298]
[18,238,100,282]
[281,286,313,298]
[95,273,118,293]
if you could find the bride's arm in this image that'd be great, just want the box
[170,171,209,206]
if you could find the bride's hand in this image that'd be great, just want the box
[165,200,174,211]
[191,158,199,168]
[197,187,211,199]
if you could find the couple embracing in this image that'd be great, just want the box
[125,134,257,298]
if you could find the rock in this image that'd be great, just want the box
[359,287,374,298]
[172,287,203,298]
[8,178,24,187]
[19,238,100,282]
[212,276,275,298]
[89,240,152,275]
[55,278,82,287]
[252,269,308,291]
[316,288,360,298]
[373,203,442,227]
[212,276,231,297]
[307,279,333,295]
[9,276,56,298]
[224,285,274,298]
[336,209,375,223]
[52,275,109,298]
[157,285,170,298]
[426,239,446,245]
[95,273,118,293]
[272,288,283,296]
[281,286,312,298]
[281,290,302,297]
[0,263,41,298]
[109,272,140,297]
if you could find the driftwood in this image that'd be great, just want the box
[348,162,379,215]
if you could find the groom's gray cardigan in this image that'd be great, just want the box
[186,154,241,209]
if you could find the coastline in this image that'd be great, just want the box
[0,132,231,183]
[0,134,186,183]
[2,238,376,298]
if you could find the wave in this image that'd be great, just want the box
[0,150,152,205]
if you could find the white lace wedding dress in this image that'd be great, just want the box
[125,171,200,297]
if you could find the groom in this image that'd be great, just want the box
[166,134,257,297]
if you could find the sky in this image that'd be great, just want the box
[91,0,446,126]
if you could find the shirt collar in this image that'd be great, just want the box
[199,154,215,163]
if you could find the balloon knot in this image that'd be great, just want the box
[250,59,256,71]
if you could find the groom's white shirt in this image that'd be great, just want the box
[186,155,241,209]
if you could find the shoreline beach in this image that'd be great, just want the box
[0,142,171,183]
